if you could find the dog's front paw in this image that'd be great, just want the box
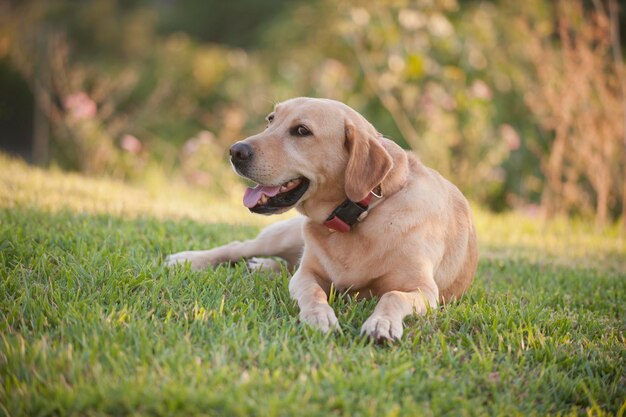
[300,304,339,333]
[246,257,283,273]
[165,251,210,270]
[361,314,403,342]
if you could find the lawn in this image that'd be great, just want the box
[1,155,625,416]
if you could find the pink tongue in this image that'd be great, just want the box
[243,185,282,208]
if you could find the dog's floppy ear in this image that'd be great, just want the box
[344,119,393,202]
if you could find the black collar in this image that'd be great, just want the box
[323,186,381,232]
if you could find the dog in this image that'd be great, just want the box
[167,97,478,341]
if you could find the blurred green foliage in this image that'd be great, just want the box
[0,0,624,222]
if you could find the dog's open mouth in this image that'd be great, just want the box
[243,177,310,214]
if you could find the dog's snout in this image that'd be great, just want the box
[230,142,254,164]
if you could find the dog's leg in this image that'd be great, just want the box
[361,278,439,342]
[166,216,306,270]
[289,269,339,333]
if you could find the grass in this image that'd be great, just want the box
[1,155,625,416]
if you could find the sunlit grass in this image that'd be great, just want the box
[0,154,292,227]
[1,154,625,416]
[474,207,625,273]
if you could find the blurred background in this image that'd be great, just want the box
[0,0,624,226]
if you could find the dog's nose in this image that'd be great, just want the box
[230,142,253,163]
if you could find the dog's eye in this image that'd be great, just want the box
[291,125,311,137]
[266,114,275,123]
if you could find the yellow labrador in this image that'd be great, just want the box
[167,97,478,341]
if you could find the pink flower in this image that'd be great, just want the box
[64,92,97,120]
[120,134,142,154]
[470,80,492,100]
[500,124,520,150]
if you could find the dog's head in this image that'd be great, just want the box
[230,97,393,216]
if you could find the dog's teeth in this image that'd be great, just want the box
[282,179,301,191]
[277,179,302,194]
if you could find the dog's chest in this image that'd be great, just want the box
[306,228,389,290]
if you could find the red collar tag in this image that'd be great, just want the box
[323,194,373,232]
